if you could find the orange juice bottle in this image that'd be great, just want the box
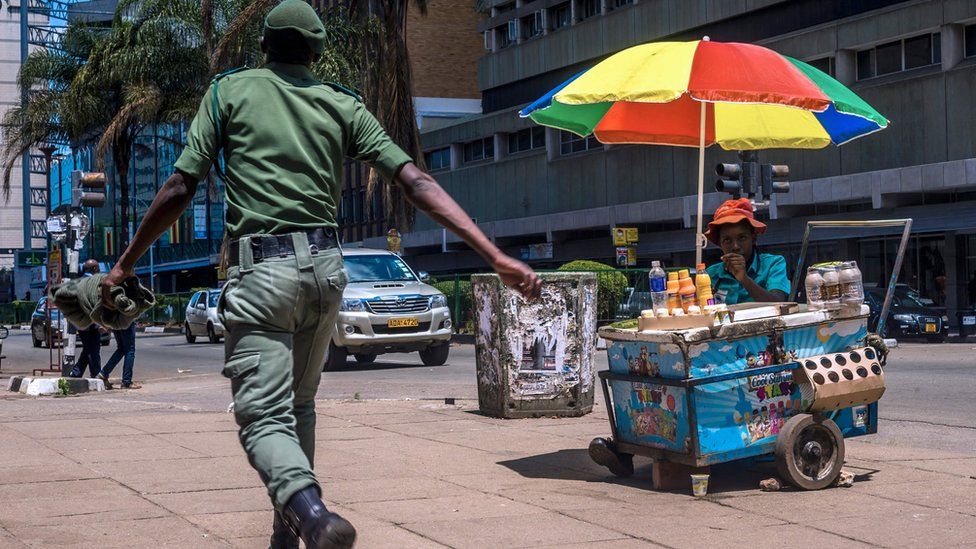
[666,271,681,310]
[678,269,697,312]
[695,263,714,308]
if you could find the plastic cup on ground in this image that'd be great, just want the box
[691,474,710,497]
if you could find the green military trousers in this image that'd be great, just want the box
[218,231,347,511]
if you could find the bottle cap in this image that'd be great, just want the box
[679,269,690,279]
[696,263,706,271]
[651,260,661,268]
[668,272,678,281]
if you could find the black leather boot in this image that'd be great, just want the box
[269,511,299,549]
[282,486,357,549]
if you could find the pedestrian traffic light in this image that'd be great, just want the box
[71,171,106,208]
[761,164,790,200]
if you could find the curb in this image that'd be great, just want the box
[7,376,104,396]
[137,326,182,334]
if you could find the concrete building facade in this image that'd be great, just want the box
[363,0,976,325]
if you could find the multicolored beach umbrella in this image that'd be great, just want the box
[519,38,889,262]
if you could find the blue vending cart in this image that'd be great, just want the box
[590,219,910,490]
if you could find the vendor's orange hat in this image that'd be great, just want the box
[704,198,766,245]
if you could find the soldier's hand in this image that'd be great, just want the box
[493,255,542,300]
[100,264,133,310]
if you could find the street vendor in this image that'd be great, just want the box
[704,198,790,304]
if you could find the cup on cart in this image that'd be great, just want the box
[690,474,710,497]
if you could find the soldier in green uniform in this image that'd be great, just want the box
[100,2,541,548]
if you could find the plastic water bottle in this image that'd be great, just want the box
[649,261,668,311]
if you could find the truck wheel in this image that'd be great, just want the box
[354,353,377,364]
[419,343,449,366]
[323,342,348,371]
[775,414,845,490]
[185,322,196,344]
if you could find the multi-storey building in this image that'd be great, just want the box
[364,0,976,324]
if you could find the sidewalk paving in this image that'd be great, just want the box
[1,382,974,548]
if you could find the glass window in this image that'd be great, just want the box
[521,12,542,40]
[966,24,976,58]
[463,137,495,164]
[875,40,902,75]
[208,292,220,308]
[496,25,514,48]
[424,147,451,171]
[613,0,633,7]
[807,56,834,77]
[344,255,417,283]
[550,3,570,30]
[904,34,934,69]
[856,49,874,80]
[189,292,201,307]
[579,0,599,20]
[508,127,546,154]
[494,2,515,13]
[559,131,600,155]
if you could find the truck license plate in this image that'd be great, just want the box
[388,317,419,328]
[924,323,937,333]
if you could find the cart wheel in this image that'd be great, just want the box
[588,437,634,477]
[775,414,845,490]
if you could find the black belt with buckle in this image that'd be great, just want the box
[228,227,338,267]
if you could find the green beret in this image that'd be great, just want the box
[264,0,326,54]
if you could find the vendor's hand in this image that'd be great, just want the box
[100,264,133,310]
[721,253,749,283]
[493,255,542,300]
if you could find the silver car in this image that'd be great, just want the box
[184,289,225,344]
[326,249,452,370]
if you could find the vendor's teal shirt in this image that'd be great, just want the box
[706,253,791,305]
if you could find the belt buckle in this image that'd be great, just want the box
[309,244,319,255]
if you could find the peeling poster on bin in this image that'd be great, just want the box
[505,284,582,399]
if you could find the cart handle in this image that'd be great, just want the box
[788,218,913,337]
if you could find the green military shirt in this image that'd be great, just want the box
[174,62,413,238]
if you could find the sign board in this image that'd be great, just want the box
[16,250,45,268]
[520,243,553,261]
[48,249,62,285]
[46,216,66,233]
[612,227,639,246]
[615,246,636,267]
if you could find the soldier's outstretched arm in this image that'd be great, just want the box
[99,170,199,307]
[396,162,541,300]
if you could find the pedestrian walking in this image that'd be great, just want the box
[69,260,102,379]
[96,322,139,390]
[99,2,541,548]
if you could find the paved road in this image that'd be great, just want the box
[3,330,975,452]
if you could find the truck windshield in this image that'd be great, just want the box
[344,255,417,283]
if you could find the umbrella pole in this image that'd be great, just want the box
[695,101,706,266]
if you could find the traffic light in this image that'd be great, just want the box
[715,151,759,198]
[71,171,106,208]
[761,163,790,200]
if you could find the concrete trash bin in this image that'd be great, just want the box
[471,272,598,418]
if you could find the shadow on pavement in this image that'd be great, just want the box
[327,360,448,372]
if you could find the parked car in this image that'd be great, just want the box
[865,287,949,343]
[30,297,110,348]
[184,289,224,344]
[325,249,453,370]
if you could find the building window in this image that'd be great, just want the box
[578,0,599,20]
[508,127,546,154]
[856,32,941,80]
[424,147,451,171]
[550,3,570,30]
[612,0,633,8]
[807,56,835,77]
[966,24,976,58]
[463,137,495,164]
[496,23,516,49]
[521,11,543,40]
[560,131,600,155]
[494,2,515,14]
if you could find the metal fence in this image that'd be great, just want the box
[0,301,38,325]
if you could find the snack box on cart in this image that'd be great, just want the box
[598,305,876,466]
